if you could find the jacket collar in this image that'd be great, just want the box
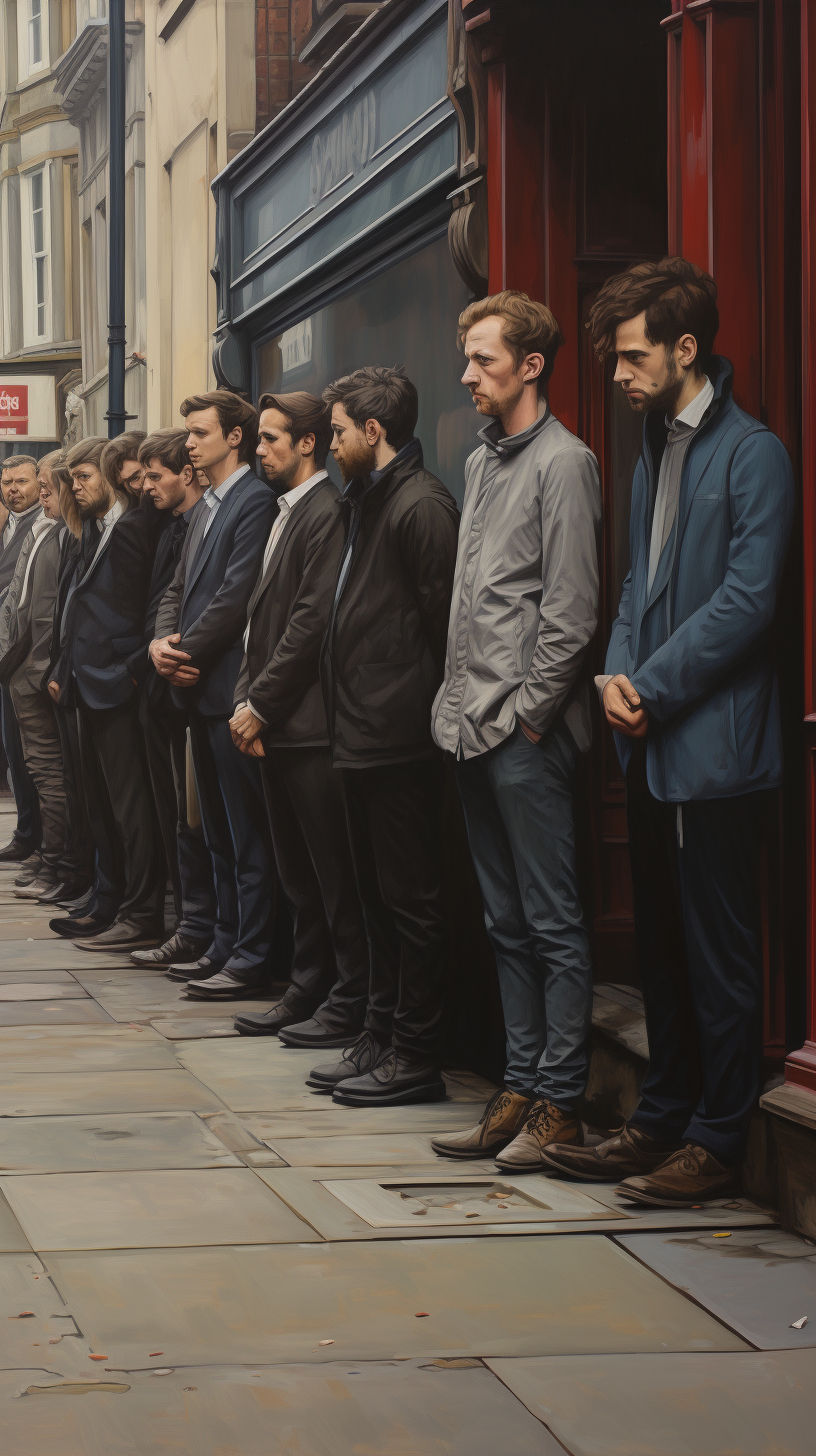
[643,355,733,465]
[341,438,424,510]
[478,402,553,459]
[184,466,257,599]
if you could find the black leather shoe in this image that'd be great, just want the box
[13,876,62,901]
[307,1031,389,1091]
[37,880,89,906]
[332,1047,446,1106]
[132,932,210,969]
[60,888,96,915]
[0,839,34,863]
[166,954,225,983]
[233,1002,302,1036]
[49,913,114,940]
[278,1017,362,1049]
[73,919,164,952]
[185,970,265,1000]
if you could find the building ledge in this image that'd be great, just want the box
[299,3,384,66]
[760,1082,816,1132]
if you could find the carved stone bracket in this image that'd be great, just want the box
[211,326,250,395]
[447,0,488,293]
[448,176,488,295]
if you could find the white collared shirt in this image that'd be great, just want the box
[18,510,55,609]
[243,469,327,723]
[201,467,247,537]
[95,497,124,554]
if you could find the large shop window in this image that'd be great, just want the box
[254,235,480,505]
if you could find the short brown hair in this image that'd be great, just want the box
[180,389,259,464]
[457,291,565,394]
[1,453,38,476]
[587,257,719,372]
[322,367,418,451]
[65,436,108,471]
[258,391,332,469]
[138,427,192,475]
[101,432,146,495]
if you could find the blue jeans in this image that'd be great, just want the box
[455,721,593,1109]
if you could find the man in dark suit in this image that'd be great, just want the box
[314,367,459,1107]
[0,455,44,867]
[229,392,369,1045]
[129,428,216,970]
[51,436,166,950]
[151,390,280,999]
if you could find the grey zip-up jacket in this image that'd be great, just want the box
[431,405,601,758]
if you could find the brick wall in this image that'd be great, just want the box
[255,0,315,134]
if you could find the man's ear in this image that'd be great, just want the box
[521,352,546,387]
[300,432,316,458]
[181,464,194,488]
[227,425,244,451]
[676,332,699,371]
[364,418,382,447]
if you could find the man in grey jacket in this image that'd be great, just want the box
[431,290,601,1169]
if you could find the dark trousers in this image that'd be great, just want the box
[10,682,67,879]
[140,693,216,942]
[626,746,766,1165]
[188,711,283,982]
[454,721,593,1109]
[0,683,41,850]
[54,703,94,886]
[340,757,447,1061]
[76,693,162,928]
[261,746,369,1028]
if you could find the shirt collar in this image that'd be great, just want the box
[668,376,714,433]
[368,438,420,488]
[181,497,204,522]
[11,502,40,524]
[276,470,328,515]
[204,466,247,507]
[30,510,53,538]
[98,498,124,531]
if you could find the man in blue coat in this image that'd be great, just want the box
[150,390,281,999]
[543,257,795,1204]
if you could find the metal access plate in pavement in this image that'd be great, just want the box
[1,1168,321,1250]
[485,1350,816,1456]
[0,1112,242,1174]
[322,1173,616,1227]
[41,1236,747,1368]
[0,1359,562,1456]
[615,1227,816,1348]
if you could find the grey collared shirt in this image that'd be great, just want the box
[201,467,247,537]
[647,376,713,591]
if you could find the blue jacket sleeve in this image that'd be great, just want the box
[631,430,794,722]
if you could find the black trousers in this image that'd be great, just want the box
[76,693,162,929]
[0,683,41,850]
[261,746,369,1028]
[626,745,767,1165]
[340,757,447,1061]
[54,704,94,886]
[139,693,216,943]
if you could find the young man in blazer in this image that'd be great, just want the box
[0,455,43,869]
[151,390,279,999]
[129,428,215,971]
[544,257,795,1204]
[229,392,369,1046]
[51,436,166,950]
[314,367,459,1107]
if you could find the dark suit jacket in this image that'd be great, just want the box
[61,503,167,712]
[127,501,203,713]
[234,478,344,747]
[155,469,276,718]
[0,504,41,597]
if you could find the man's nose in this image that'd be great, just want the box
[461,361,478,386]
[613,360,632,384]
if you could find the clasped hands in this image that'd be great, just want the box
[149,633,200,687]
[602,674,648,738]
[229,703,265,758]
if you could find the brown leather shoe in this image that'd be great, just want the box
[430,1089,534,1160]
[538,1122,678,1182]
[495,1099,583,1171]
[615,1143,736,1206]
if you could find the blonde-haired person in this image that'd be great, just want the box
[430,290,602,1169]
[46,432,165,949]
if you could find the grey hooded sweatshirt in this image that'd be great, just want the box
[431,404,601,758]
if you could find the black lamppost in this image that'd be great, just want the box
[106,0,127,438]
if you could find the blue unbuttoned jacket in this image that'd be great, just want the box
[606,356,795,801]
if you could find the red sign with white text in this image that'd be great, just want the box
[0,386,29,436]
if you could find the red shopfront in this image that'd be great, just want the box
[453,0,814,1224]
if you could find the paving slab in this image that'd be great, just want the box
[0,1359,560,1456]
[3,1168,321,1251]
[236,1104,482,1140]
[485,1350,816,1455]
[615,1227,816,1348]
[0,969,79,984]
[0,981,89,1000]
[0,920,71,939]
[0,940,142,973]
[0,1252,88,1371]
[149,1017,240,1038]
[0,1188,32,1250]
[0,999,114,1026]
[0,1069,225,1116]
[0,1025,180,1073]
[0,1112,242,1175]
[264,1132,469,1166]
[43,1236,746,1367]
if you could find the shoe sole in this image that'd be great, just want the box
[332,1080,447,1108]
[305,1079,339,1092]
[74,939,162,952]
[184,988,265,1000]
[278,1034,356,1050]
[613,1182,737,1208]
[537,1148,677,1182]
[430,1142,511,1159]
[234,1024,282,1036]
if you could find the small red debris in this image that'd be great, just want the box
[415,1312,430,1318]
[10,1312,35,1319]
[148,1352,164,1358]
[88,1354,108,1361]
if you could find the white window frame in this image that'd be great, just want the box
[21,164,52,346]
[18,0,50,81]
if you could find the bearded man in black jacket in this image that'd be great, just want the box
[312,367,459,1108]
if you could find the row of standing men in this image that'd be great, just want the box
[0,259,795,1205]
